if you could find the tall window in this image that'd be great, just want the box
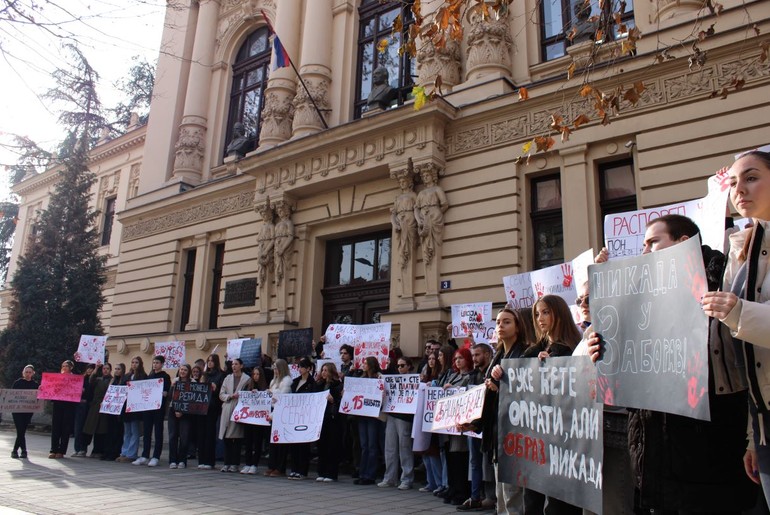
[599,159,636,242]
[179,248,197,332]
[540,0,634,61]
[531,175,564,270]
[208,243,225,330]
[225,27,271,157]
[100,197,116,246]
[325,232,391,287]
[355,0,415,118]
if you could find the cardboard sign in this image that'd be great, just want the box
[451,303,494,343]
[170,382,210,415]
[355,322,391,370]
[270,391,327,443]
[99,385,127,415]
[340,376,384,418]
[589,236,710,420]
[421,386,481,438]
[603,171,729,259]
[498,356,603,514]
[125,378,164,413]
[0,389,44,413]
[231,391,272,426]
[74,334,107,364]
[154,341,185,369]
[37,373,82,402]
[431,384,486,431]
[227,338,247,360]
[239,338,262,368]
[278,328,313,359]
[383,374,421,414]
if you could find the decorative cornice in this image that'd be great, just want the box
[122,190,254,241]
[446,50,770,158]
[89,131,146,165]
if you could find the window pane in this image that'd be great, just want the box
[614,17,634,39]
[534,218,564,269]
[242,89,262,136]
[359,44,374,101]
[545,42,566,60]
[249,35,268,56]
[379,10,399,32]
[377,237,391,280]
[543,0,564,38]
[535,179,562,211]
[246,68,263,87]
[362,17,375,38]
[601,163,635,200]
[353,240,375,283]
[339,244,351,285]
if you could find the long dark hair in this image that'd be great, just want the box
[735,151,770,262]
[321,362,340,383]
[250,366,268,391]
[532,295,581,350]
[497,307,530,351]
[363,356,381,378]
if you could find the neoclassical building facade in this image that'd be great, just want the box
[2,0,769,362]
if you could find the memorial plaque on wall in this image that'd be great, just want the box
[223,278,257,308]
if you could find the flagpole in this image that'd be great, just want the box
[261,10,329,130]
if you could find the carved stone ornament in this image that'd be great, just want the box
[292,77,331,133]
[417,38,461,89]
[173,125,206,175]
[465,9,513,81]
[259,89,296,146]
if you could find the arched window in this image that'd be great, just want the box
[225,27,271,157]
[355,0,415,119]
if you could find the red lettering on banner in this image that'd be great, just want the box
[503,432,546,465]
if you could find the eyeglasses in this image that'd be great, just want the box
[575,296,589,306]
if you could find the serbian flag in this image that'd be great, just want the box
[272,34,290,70]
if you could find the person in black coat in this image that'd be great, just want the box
[287,357,317,480]
[316,362,344,481]
[11,365,39,459]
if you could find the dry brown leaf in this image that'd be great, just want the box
[613,12,622,25]
[566,26,578,43]
[760,40,770,64]
[623,88,640,105]
[579,84,594,97]
[634,81,646,94]
[733,78,745,91]
[573,114,590,128]
[567,61,576,80]
[392,15,403,34]
[621,39,636,55]
[518,87,529,101]
[560,127,572,142]
[595,29,604,42]
[619,0,627,14]
[534,136,555,152]
[550,114,563,130]
[719,87,729,99]
[754,24,761,36]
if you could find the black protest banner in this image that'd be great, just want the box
[239,338,262,368]
[589,236,710,420]
[278,328,313,359]
[498,356,603,514]
[170,382,211,415]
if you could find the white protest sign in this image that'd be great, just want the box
[289,363,301,379]
[99,385,128,415]
[529,262,578,304]
[340,376,384,418]
[354,322,391,370]
[74,335,107,365]
[226,338,248,360]
[411,384,431,451]
[324,324,359,369]
[450,303,494,343]
[231,391,272,426]
[422,386,481,438]
[503,271,536,310]
[431,384,486,431]
[571,248,594,291]
[270,391,327,443]
[126,378,164,413]
[383,374,421,414]
[154,341,185,369]
[0,389,44,413]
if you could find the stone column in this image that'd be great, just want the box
[389,162,418,311]
[184,234,209,331]
[292,0,332,138]
[416,31,461,90]
[272,195,296,323]
[172,0,220,184]
[465,3,513,82]
[258,0,301,149]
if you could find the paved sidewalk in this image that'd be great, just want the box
[0,431,478,515]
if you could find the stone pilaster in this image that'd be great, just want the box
[465,4,513,82]
[417,38,461,90]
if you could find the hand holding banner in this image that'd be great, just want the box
[270,391,327,443]
[450,303,493,343]
[231,391,272,426]
[99,385,127,415]
[383,374,421,414]
[340,376,384,417]
[431,384,486,431]
[74,334,107,364]
[37,373,82,402]
[154,341,185,369]
[0,389,44,413]
[126,378,164,413]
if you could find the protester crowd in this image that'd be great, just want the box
[9,150,770,515]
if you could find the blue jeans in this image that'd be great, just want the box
[423,453,442,490]
[358,417,382,480]
[121,420,140,458]
[469,437,483,500]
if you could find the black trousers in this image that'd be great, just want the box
[243,424,267,467]
[12,413,33,452]
[50,401,76,454]
[142,408,165,459]
[223,438,242,467]
[317,415,343,480]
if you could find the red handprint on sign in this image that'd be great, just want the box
[534,282,545,298]
[561,263,573,287]
[685,252,707,302]
[715,166,730,192]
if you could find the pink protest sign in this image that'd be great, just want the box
[74,334,107,364]
[37,373,82,402]
[154,341,185,369]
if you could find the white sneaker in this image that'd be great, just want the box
[240,465,250,474]
[248,465,257,475]
[316,476,326,482]
[228,465,239,472]
[220,465,229,472]
[378,480,395,488]
[200,464,212,470]
[132,457,148,466]
[177,462,186,469]
[148,458,159,467]
[323,477,335,482]
[169,462,177,469]
[398,482,412,490]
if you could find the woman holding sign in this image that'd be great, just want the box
[287,357,318,480]
[117,357,145,462]
[219,358,251,472]
[316,362,344,482]
[49,360,77,459]
[11,365,38,459]
[168,364,193,469]
[241,366,268,475]
[83,363,113,458]
[354,356,384,486]
[703,150,770,506]
[379,357,416,491]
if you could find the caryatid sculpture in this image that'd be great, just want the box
[255,199,275,285]
[391,165,419,270]
[273,199,295,287]
[414,164,449,267]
